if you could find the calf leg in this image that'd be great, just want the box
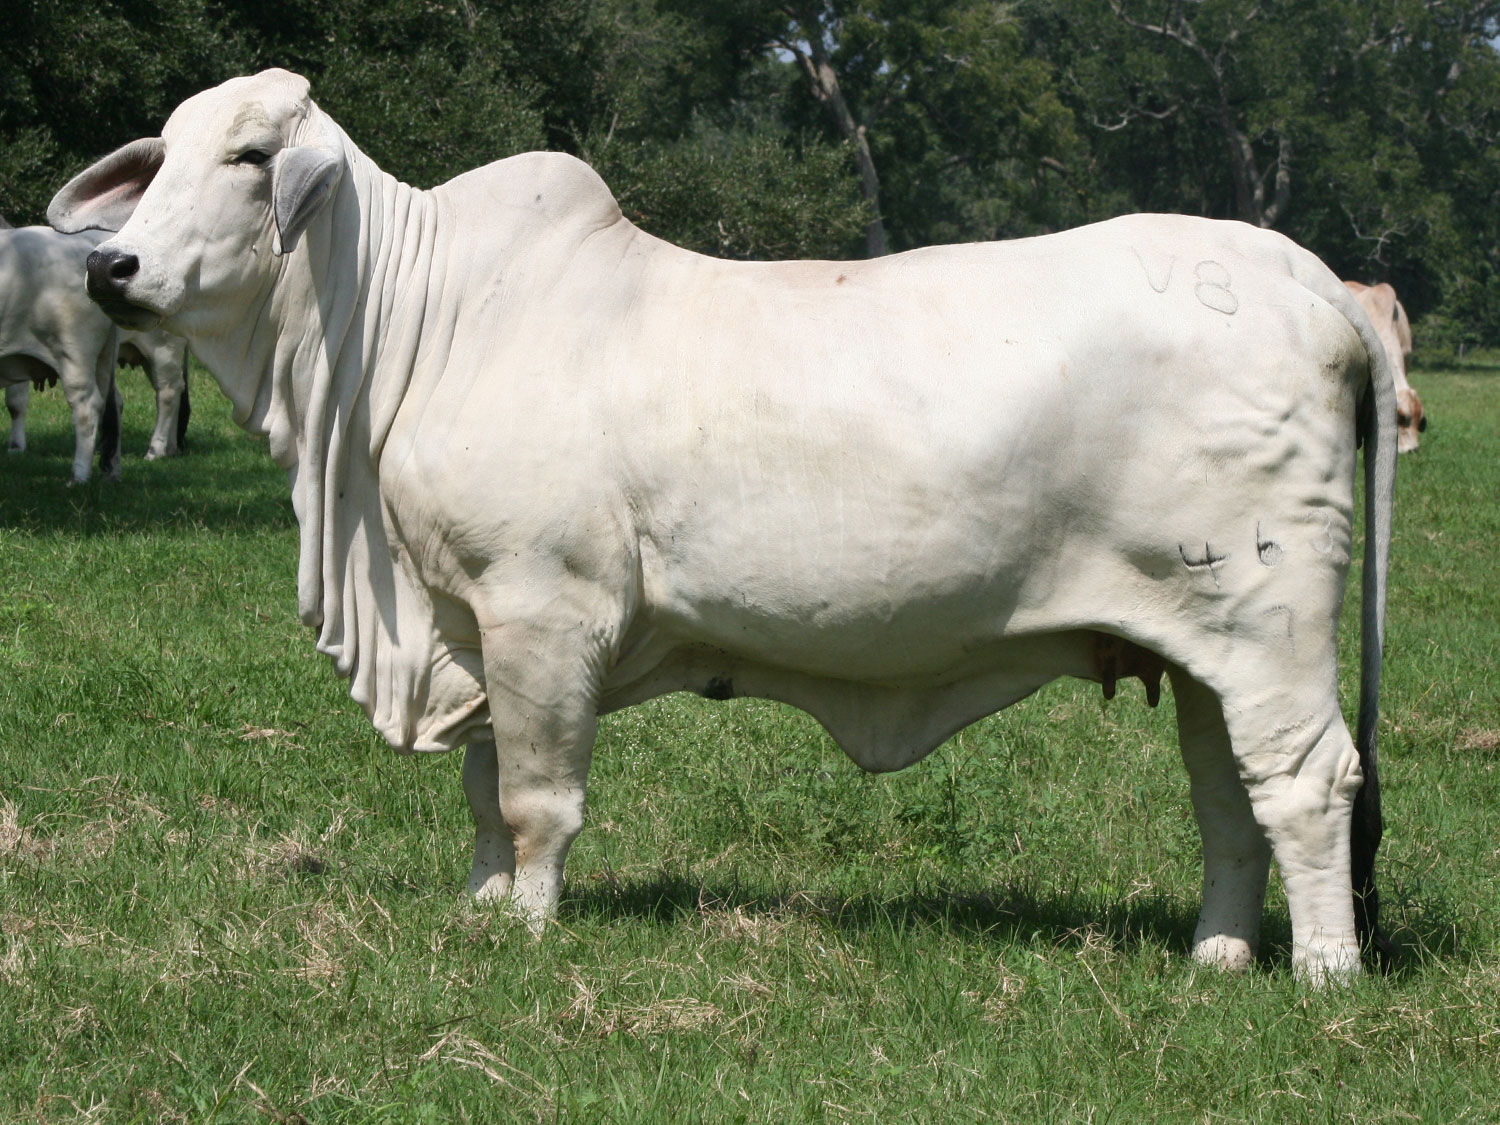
[6,383,27,453]
[1171,667,1272,971]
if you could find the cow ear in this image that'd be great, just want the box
[272,145,342,255]
[47,138,165,233]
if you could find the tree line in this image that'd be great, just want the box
[4,0,1499,350]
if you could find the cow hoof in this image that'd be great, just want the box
[467,871,514,903]
[1292,946,1362,987]
[1191,935,1256,973]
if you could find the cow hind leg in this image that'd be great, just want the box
[1170,666,1271,971]
[1211,665,1365,984]
[175,384,191,451]
[98,377,122,480]
[6,383,27,453]
[144,356,187,459]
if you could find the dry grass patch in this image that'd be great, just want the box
[963,965,1028,1025]
[248,834,331,880]
[1456,728,1500,752]
[0,937,31,984]
[553,966,727,1039]
[0,798,54,861]
[418,1029,554,1104]
[2,778,170,867]
[695,901,804,948]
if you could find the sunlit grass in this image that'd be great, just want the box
[1,361,1496,1121]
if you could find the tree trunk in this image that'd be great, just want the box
[788,16,888,256]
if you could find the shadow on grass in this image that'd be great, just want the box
[564,870,1201,955]
[0,418,292,535]
[560,871,1465,976]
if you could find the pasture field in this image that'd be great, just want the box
[1,360,1497,1123]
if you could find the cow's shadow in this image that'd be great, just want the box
[560,872,1455,978]
[566,872,1242,961]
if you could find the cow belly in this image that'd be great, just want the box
[598,629,1099,771]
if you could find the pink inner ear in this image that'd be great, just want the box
[49,137,164,232]
[87,179,151,213]
[82,140,164,206]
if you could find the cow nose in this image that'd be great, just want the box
[85,247,140,300]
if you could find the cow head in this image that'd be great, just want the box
[1396,385,1426,454]
[48,69,344,340]
[1345,279,1428,453]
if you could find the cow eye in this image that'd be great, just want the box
[233,149,272,166]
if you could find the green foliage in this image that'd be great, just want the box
[587,125,868,259]
[1031,0,1500,338]
[830,0,1087,245]
[0,0,252,222]
[8,2,1500,323]
[0,360,1497,1119]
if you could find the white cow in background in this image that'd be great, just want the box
[6,322,191,461]
[1345,280,1425,453]
[1,225,190,481]
[51,69,1396,983]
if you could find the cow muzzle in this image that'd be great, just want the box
[85,246,161,329]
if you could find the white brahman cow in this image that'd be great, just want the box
[1,225,190,479]
[50,69,1396,982]
[1345,280,1425,452]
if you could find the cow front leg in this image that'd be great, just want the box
[479,622,599,931]
[61,373,107,485]
[1170,667,1271,971]
[462,733,515,902]
[5,383,28,453]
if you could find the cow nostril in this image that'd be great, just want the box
[107,254,139,280]
[85,247,141,300]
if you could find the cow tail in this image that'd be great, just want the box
[1319,271,1399,969]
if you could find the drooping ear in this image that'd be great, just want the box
[48,138,165,234]
[272,145,342,255]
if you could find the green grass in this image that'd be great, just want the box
[1,362,1497,1122]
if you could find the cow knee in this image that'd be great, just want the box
[504,787,586,859]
